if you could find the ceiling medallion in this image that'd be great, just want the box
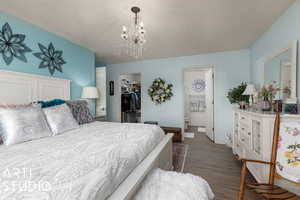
[121,6,146,59]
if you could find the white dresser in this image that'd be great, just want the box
[233,109,300,184]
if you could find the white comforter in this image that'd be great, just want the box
[0,122,164,200]
[134,169,215,200]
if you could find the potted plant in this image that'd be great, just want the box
[227,82,249,108]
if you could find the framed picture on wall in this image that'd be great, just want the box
[109,81,114,96]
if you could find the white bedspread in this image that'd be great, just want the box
[0,122,164,200]
[134,168,215,200]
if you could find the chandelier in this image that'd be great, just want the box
[121,6,146,59]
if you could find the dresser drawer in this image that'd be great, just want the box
[239,129,251,148]
[239,114,250,126]
[239,124,250,133]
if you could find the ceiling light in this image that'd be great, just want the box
[121,6,146,59]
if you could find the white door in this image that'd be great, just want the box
[205,68,214,141]
[96,67,106,117]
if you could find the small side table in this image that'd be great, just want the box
[161,126,182,143]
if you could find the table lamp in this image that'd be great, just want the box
[243,84,256,106]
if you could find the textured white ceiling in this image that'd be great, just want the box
[0,0,295,64]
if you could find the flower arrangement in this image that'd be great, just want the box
[258,81,280,101]
[148,78,173,104]
[257,81,280,111]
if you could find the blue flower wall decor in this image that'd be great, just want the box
[33,42,66,75]
[0,23,32,65]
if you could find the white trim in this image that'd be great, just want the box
[117,73,142,123]
[182,65,215,142]
[96,67,107,117]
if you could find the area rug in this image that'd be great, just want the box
[173,143,189,172]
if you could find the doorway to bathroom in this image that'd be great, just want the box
[183,67,214,141]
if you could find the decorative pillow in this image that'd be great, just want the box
[0,104,52,145]
[37,99,66,108]
[0,103,34,145]
[43,103,79,135]
[66,100,94,124]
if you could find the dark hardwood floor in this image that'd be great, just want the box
[183,127,261,200]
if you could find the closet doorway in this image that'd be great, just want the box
[183,67,214,141]
[120,73,141,123]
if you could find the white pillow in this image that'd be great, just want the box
[43,104,79,135]
[0,104,52,145]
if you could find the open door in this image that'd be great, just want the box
[205,68,214,141]
[96,67,106,118]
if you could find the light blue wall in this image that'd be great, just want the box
[0,11,96,112]
[107,50,250,144]
[250,1,300,96]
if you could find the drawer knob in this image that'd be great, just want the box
[248,132,251,136]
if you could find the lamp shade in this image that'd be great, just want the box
[243,84,256,95]
[81,87,99,99]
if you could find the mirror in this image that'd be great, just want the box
[263,40,298,103]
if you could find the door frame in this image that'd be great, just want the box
[182,65,215,142]
[117,72,142,123]
[95,67,107,117]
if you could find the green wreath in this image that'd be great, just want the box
[148,78,173,104]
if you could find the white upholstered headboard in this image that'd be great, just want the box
[0,69,71,104]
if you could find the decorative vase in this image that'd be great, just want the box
[261,97,271,111]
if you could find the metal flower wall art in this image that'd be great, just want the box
[0,23,32,65]
[33,43,66,75]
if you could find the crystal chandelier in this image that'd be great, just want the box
[121,6,146,59]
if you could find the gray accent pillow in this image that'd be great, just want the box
[66,100,94,124]
[43,103,79,135]
[0,104,52,145]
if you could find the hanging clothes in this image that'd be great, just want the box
[121,92,140,112]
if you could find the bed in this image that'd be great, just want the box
[0,69,173,200]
